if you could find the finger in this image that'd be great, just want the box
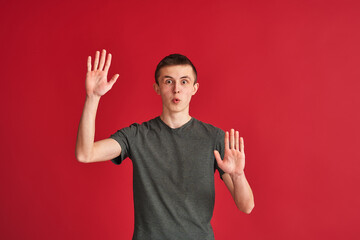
[87,56,91,72]
[240,137,244,152]
[230,129,235,149]
[235,131,239,150]
[93,51,100,70]
[98,49,106,71]
[109,74,119,87]
[214,150,223,166]
[224,131,229,150]
[104,53,112,72]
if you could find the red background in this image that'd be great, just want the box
[1,0,359,239]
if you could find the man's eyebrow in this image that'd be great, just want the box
[163,75,191,79]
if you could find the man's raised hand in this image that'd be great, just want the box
[86,49,119,97]
[214,129,246,177]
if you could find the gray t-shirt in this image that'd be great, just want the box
[110,116,225,240]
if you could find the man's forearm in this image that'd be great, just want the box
[75,95,101,162]
[225,172,254,214]
[232,173,254,213]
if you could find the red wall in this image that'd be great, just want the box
[1,0,359,239]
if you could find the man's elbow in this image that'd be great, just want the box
[244,203,255,214]
[238,202,255,214]
[75,151,90,163]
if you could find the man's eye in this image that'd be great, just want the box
[181,80,188,84]
[165,80,172,84]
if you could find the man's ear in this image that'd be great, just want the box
[192,82,199,95]
[153,83,160,95]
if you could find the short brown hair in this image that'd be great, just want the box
[155,54,197,85]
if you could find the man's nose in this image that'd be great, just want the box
[173,82,180,93]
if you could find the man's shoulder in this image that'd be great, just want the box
[192,118,224,135]
[112,116,160,135]
[139,116,163,129]
[125,116,160,128]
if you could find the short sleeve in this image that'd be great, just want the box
[109,123,139,165]
[214,128,225,179]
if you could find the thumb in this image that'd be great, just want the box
[109,74,119,87]
[214,150,223,166]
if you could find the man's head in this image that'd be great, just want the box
[155,54,197,85]
[153,54,199,115]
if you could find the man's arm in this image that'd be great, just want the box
[75,50,121,163]
[214,129,255,214]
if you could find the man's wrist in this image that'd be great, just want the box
[86,94,101,102]
[229,171,245,181]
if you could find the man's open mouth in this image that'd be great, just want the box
[172,98,180,103]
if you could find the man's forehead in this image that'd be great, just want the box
[159,65,195,78]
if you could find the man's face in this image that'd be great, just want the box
[153,65,199,114]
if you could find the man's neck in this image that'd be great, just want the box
[160,111,192,129]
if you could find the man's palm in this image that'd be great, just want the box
[214,129,245,177]
[86,49,119,97]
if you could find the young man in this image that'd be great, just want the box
[76,50,254,240]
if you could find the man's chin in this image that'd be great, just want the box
[163,105,188,114]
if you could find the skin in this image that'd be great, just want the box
[215,130,254,213]
[75,50,254,214]
[75,50,121,163]
[153,64,198,128]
